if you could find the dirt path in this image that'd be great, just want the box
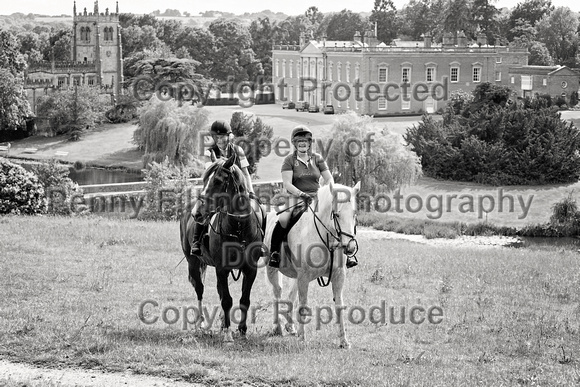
[0,359,203,387]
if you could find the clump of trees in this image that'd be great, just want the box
[405,83,580,185]
[36,86,109,138]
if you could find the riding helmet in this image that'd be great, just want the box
[291,125,313,141]
[210,120,232,135]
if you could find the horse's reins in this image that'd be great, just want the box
[204,165,263,280]
[307,201,359,287]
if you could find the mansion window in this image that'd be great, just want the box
[378,67,387,83]
[87,77,95,86]
[426,67,435,83]
[378,96,387,110]
[495,71,501,82]
[450,67,459,83]
[402,67,411,83]
[472,67,482,83]
[402,90,410,110]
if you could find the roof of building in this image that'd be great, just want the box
[509,65,576,76]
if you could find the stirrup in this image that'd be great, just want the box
[346,256,358,269]
[190,242,202,256]
[269,252,281,268]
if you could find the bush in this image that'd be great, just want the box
[105,95,140,123]
[137,157,198,221]
[405,82,580,185]
[0,158,47,214]
[30,159,85,215]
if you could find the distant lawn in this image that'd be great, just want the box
[1,215,579,385]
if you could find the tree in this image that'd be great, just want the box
[0,30,26,75]
[208,18,254,81]
[174,27,216,77]
[0,69,33,132]
[305,6,323,26]
[370,0,399,44]
[326,10,368,41]
[36,86,108,136]
[133,95,209,168]
[508,0,553,40]
[274,15,312,44]
[326,112,422,195]
[398,0,434,40]
[405,83,580,185]
[250,17,275,79]
[536,7,579,66]
[230,112,274,176]
[44,28,72,62]
[471,0,499,44]
[443,0,474,39]
[121,25,167,59]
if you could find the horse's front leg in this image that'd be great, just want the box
[186,258,207,330]
[266,266,284,336]
[296,276,310,341]
[216,269,234,343]
[238,266,257,336]
[331,268,350,349]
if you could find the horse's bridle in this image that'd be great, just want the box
[304,200,359,287]
[205,165,263,242]
[311,202,359,258]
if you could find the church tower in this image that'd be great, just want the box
[73,1,123,95]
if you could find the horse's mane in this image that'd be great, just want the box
[202,159,246,191]
[317,183,354,213]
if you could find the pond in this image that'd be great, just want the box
[16,161,144,185]
[67,167,144,185]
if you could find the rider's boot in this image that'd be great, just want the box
[269,221,286,268]
[190,221,203,256]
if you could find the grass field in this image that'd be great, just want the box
[1,215,579,386]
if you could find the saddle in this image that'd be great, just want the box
[196,198,267,265]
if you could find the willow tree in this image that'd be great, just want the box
[134,95,209,169]
[324,111,422,196]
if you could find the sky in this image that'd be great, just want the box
[1,0,579,17]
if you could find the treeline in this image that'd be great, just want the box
[2,0,579,85]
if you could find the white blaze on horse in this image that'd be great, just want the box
[265,181,360,348]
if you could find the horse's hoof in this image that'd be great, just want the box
[222,329,234,343]
[285,323,297,336]
[339,341,351,349]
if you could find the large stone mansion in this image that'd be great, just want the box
[272,31,579,115]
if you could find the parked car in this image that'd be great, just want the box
[308,105,320,113]
[282,101,295,109]
[323,104,335,114]
[295,101,310,111]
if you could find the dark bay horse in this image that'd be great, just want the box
[180,155,264,342]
